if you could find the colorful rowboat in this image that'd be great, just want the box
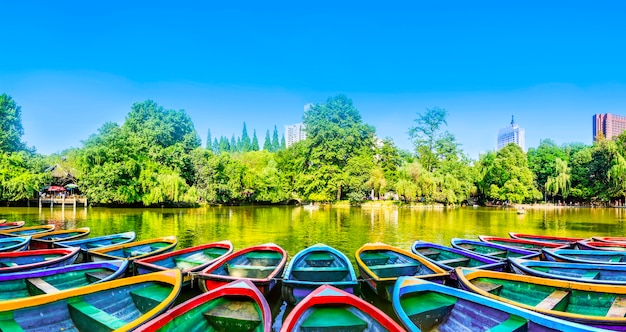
[135,279,271,332]
[455,267,626,330]
[281,284,406,332]
[411,240,506,272]
[29,227,91,249]
[0,224,55,237]
[593,237,626,244]
[0,221,25,231]
[282,243,359,305]
[355,243,448,302]
[542,248,626,264]
[393,276,604,332]
[0,247,80,273]
[134,240,234,285]
[0,269,181,331]
[55,231,136,262]
[196,243,287,296]
[509,257,626,285]
[509,232,587,245]
[576,241,626,251]
[0,260,129,300]
[0,236,31,252]
[479,235,566,251]
[89,236,177,264]
[450,238,539,260]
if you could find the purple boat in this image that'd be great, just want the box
[0,247,80,273]
[450,238,540,260]
[411,241,506,272]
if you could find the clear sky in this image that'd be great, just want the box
[2,1,626,159]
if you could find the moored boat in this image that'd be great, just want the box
[509,257,626,285]
[576,240,626,251]
[543,248,626,264]
[0,221,25,231]
[282,243,358,305]
[593,237,626,244]
[0,269,182,331]
[0,224,55,237]
[55,231,136,262]
[0,236,31,252]
[281,284,406,332]
[135,279,271,332]
[479,235,566,251]
[509,232,587,245]
[135,240,234,285]
[450,237,539,260]
[411,240,506,272]
[89,236,177,264]
[0,260,129,300]
[456,267,626,330]
[355,243,448,302]
[29,227,91,249]
[0,247,80,273]
[196,243,287,296]
[392,276,603,332]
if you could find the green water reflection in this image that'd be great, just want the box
[2,205,626,261]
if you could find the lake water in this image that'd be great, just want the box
[2,205,625,328]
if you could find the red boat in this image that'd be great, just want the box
[508,232,587,245]
[0,247,80,273]
[0,221,25,231]
[593,236,626,244]
[135,279,272,332]
[576,240,626,251]
[280,284,405,332]
[196,243,287,296]
[479,235,567,251]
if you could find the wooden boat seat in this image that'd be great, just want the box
[245,252,282,266]
[472,280,503,294]
[416,249,440,257]
[304,252,336,267]
[580,270,600,280]
[438,257,470,267]
[67,298,127,331]
[459,244,476,250]
[85,271,114,283]
[484,250,507,257]
[130,284,172,312]
[607,296,626,318]
[489,315,528,332]
[368,263,420,278]
[150,243,170,251]
[300,307,367,332]
[203,299,261,331]
[536,290,570,311]
[226,264,274,279]
[361,252,397,266]
[85,242,106,249]
[609,256,623,263]
[0,262,18,267]
[173,257,205,265]
[0,317,25,332]
[26,277,60,294]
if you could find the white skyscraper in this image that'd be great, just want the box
[285,123,306,148]
[497,116,525,151]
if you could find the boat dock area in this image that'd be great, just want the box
[38,196,88,208]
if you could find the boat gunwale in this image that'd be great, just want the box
[134,240,234,274]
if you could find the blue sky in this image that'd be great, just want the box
[2,1,626,159]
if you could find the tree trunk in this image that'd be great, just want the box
[337,186,342,201]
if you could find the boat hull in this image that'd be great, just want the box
[0,221,25,231]
[281,284,405,332]
[543,248,626,264]
[55,231,136,262]
[0,225,55,237]
[281,243,359,305]
[0,247,80,273]
[509,258,626,285]
[135,279,271,332]
[411,240,505,272]
[450,238,539,260]
[88,236,178,268]
[0,236,31,252]
[509,232,587,245]
[29,228,90,250]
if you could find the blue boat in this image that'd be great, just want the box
[0,247,80,273]
[450,238,540,260]
[509,257,626,285]
[282,243,359,305]
[393,276,604,331]
[0,260,129,300]
[55,231,136,262]
[0,236,31,252]
[411,241,506,272]
[542,248,626,264]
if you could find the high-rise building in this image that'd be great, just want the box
[593,113,626,141]
[284,123,306,148]
[497,116,525,151]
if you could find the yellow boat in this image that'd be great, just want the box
[89,236,178,263]
[355,242,448,301]
[455,267,626,330]
[0,269,182,331]
[0,224,55,237]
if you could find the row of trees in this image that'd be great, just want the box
[1,92,626,206]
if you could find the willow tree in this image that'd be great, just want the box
[545,157,571,200]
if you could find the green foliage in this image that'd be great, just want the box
[527,139,568,193]
[0,94,26,153]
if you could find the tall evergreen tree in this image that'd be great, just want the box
[212,138,219,154]
[280,135,286,150]
[263,130,272,151]
[272,125,280,152]
[218,136,230,153]
[205,129,212,150]
[241,122,251,152]
[251,129,259,151]
[230,135,237,153]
